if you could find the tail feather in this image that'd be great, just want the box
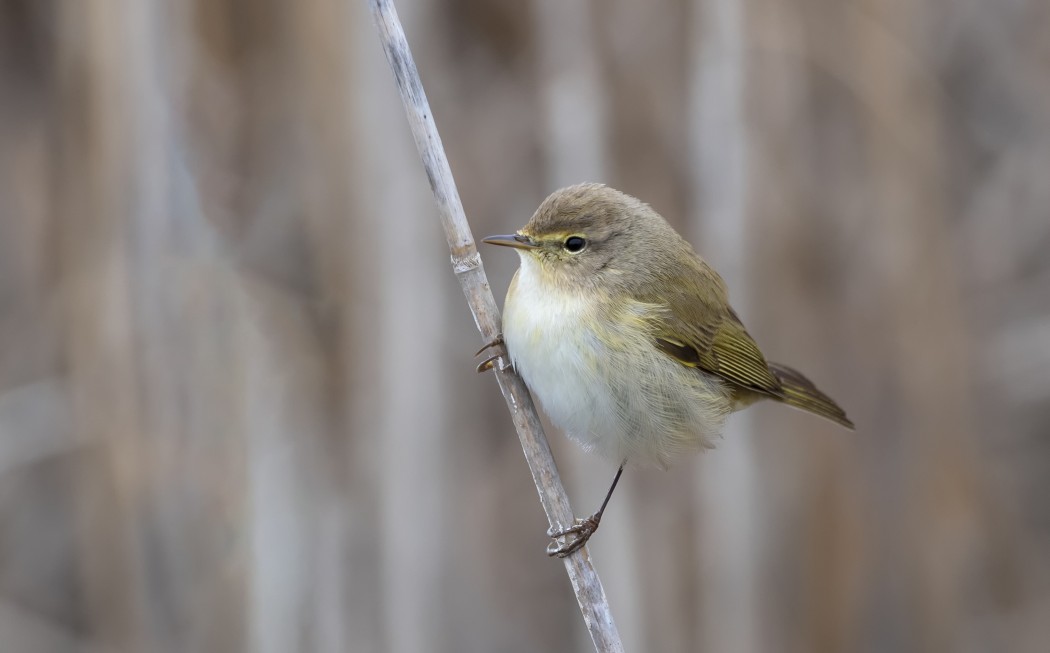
[768,362,855,429]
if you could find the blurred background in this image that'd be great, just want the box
[1,0,1048,651]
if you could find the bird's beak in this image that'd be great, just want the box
[481,233,539,250]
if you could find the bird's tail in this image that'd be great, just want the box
[768,362,855,429]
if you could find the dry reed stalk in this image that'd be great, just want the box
[366,1,623,650]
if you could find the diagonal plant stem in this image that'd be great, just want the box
[366,1,624,650]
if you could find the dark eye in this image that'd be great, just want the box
[564,236,587,253]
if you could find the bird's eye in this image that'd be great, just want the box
[564,236,587,253]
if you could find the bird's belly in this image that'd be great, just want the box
[503,293,731,468]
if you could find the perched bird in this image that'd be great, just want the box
[480,183,853,557]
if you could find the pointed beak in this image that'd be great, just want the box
[481,233,539,250]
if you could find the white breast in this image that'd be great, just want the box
[502,255,731,468]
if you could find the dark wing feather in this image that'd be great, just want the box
[643,261,781,395]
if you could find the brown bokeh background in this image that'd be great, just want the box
[1,0,1048,651]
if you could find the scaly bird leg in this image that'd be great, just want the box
[546,463,626,558]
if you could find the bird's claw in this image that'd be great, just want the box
[474,335,505,357]
[475,334,506,373]
[476,353,501,373]
[545,515,601,558]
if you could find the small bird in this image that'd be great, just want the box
[480,183,853,557]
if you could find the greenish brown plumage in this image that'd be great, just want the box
[483,182,854,555]
[499,182,854,434]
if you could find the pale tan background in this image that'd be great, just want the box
[1,0,1048,651]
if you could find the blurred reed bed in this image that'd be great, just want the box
[0,0,1047,651]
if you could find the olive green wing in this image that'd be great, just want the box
[636,258,855,427]
[642,270,781,395]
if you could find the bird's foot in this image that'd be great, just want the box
[474,334,506,373]
[546,514,602,558]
